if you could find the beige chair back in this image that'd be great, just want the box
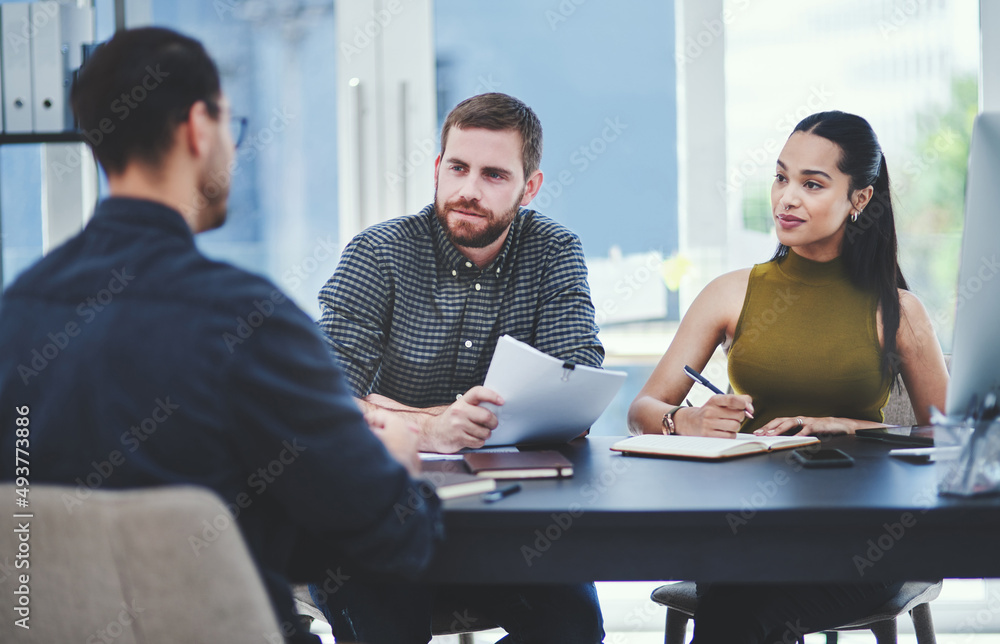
[883,354,951,426]
[0,484,282,644]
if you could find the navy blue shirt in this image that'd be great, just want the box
[0,198,441,643]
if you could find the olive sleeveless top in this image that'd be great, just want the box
[727,250,890,433]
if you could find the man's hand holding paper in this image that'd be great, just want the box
[422,386,505,452]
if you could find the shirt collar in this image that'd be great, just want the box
[89,197,195,244]
[425,203,524,277]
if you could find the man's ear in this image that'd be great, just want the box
[185,101,215,158]
[520,170,543,206]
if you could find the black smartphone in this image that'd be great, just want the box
[792,447,854,468]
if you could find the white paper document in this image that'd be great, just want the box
[480,335,626,447]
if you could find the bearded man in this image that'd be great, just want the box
[313,92,606,644]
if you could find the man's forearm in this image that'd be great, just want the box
[357,395,447,436]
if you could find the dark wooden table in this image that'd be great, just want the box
[423,435,1000,584]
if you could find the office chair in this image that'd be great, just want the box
[0,484,282,644]
[651,365,947,644]
[293,583,498,643]
[651,580,942,644]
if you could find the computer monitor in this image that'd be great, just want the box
[945,112,1000,421]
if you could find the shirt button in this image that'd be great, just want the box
[475,283,481,291]
[465,261,473,268]
[464,340,473,348]
[452,269,457,277]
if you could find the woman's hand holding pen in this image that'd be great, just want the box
[675,394,755,438]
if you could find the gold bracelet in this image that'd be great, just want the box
[661,406,684,435]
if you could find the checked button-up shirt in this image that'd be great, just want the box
[318,204,604,407]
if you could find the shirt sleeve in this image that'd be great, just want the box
[534,233,605,368]
[226,295,440,579]
[317,235,391,397]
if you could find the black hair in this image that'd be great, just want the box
[70,27,222,175]
[772,110,908,382]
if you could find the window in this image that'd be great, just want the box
[723,0,980,352]
[152,0,340,318]
[434,1,680,433]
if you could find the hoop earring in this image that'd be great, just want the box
[851,210,860,223]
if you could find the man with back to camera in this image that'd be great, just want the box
[314,92,606,642]
[0,27,440,644]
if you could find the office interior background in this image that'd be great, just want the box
[1,0,997,641]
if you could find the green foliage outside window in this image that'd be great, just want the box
[895,74,978,350]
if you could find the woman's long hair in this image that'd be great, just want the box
[771,111,908,382]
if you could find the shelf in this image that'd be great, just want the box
[0,132,87,145]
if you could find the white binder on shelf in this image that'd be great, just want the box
[2,3,33,133]
[30,1,63,132]
[59,1,95,131]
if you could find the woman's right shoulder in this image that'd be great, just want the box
[700,267,753,300]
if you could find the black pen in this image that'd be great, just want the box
[683,365,754,419]
[482,483,521,503]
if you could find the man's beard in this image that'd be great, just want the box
[196,144,230,232]
[434,190,523,249]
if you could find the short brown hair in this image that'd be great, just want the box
[440,93,543,179]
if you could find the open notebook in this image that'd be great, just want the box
[611,433,819,460]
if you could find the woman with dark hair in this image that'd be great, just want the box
[628,111,949,641]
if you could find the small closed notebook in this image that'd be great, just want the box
[611,434,820,460]
[463,450,574,479]
[420,460,497,500]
